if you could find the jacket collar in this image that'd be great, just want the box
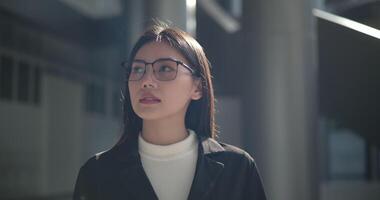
[187,135,225,200]
[110,133,225,200]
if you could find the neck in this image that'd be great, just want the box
[141,118,189,145]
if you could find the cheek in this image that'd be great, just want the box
[165,83,193,105]
[128,84,138,102]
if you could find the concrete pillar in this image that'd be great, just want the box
[125,0,189,49]
[144,0,187,30]
[242,0,319,200]
[125,0,145,46]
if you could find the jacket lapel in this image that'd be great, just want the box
[119,161,158,200]
[113,134,225,200]
[187,137,225,200]
[115,134,159,200]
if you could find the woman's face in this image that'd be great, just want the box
[128,42,202,121]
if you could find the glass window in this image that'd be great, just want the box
[328,129,367,180]
[0,55,14,100]
[17,61,30,102]
[0,22,13,48]
[85,83,105,115]
[377,149,380,180]
[34,67,41,105]
[112,90,122,118]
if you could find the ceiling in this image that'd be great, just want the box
[0,0,128,47]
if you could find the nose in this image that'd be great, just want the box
[140,64,157,88]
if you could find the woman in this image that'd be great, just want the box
[73,22,266,200]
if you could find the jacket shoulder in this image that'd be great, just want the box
[73,155,101,200]
[220,142,252,156]
[203,139,258,172]
[215,141,255,162]
[78,147,117,176]
[210,142,267,199]
[87,145,121,163]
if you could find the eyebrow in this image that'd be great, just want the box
[132,57,195,74]
[133,57,183,63]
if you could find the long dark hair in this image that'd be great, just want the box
[117,22,216,144]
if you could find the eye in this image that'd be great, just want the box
[131,65,144,73]
[158,65,175,72]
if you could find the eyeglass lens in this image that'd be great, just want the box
[129,60,179,81]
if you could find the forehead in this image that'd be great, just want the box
[134,41,188,63]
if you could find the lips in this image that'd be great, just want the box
[139,92,161,104]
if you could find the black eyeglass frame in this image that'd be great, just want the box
[121,57,196,81]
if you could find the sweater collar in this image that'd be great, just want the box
[107,131,225,200]
[138,129,198,159]
[111,131,225,163]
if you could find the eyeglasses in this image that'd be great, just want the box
[122,57,195,81]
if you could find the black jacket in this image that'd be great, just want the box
[73,134,267,200]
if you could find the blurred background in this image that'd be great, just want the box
[0,0,379,199]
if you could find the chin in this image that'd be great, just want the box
[135,111,164,121]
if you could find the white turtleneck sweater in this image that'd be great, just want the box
[138,129,198,200]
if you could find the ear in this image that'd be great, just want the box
[191,79,203,100]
